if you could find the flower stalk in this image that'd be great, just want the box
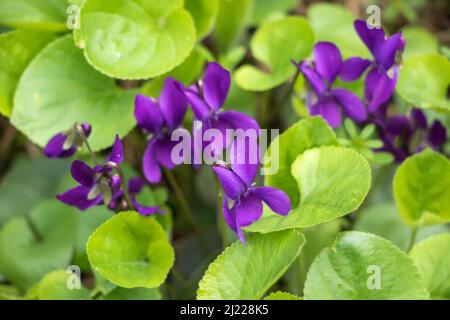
[163,169,209,253]
[75,123,98,166]
[106,161,135,212]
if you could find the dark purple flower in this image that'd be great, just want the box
[108,177,160,216]
[185,62,260,155]
[44,123,91,158]
[212,138,291,244]
[293,42,367,128]
[135,77,187,183]
[377,108,447,161]
[57,135,124,210]
[341,20,405,112]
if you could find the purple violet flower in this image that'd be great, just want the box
[57,135,124,210]
[212,138,291,244]
[135,77,187,183]
[108,177,160,216]
[341,20,405,112]
[293,42,367,128]
[184,62,260,155]
[44,123,91,158]
[376,108,447,162]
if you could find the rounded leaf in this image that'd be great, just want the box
[397,54,450,112]
[235,16,314,91]
[197,230,305,300]
[11,36,136,151]
[393,149,450,226]
[304,231,430,300]
[87,211,175,289]
[74,0,196,79]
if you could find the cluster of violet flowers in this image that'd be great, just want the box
[295,20,446,162]
[44,62,291,244]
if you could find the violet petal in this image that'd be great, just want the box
[251,186,291,215]
[203,62,231,111]
[134,94,164,133]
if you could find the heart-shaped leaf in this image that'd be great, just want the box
[247,146,371,233]
[0,0,67,32]
[197,230,305,300]
[393,149,450,227]
[304,231,430,300]
[235,16,314,91]
[263,116,338,208]
[11,35,137,151]
[0,200,76,291]
[74,0,196,79]
[87,211,174,289]
[409,233,450,300]
[397,54,450,112]
[0,30,55,116]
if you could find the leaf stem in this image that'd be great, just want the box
[163,169,209,253]
[407,227,418,252]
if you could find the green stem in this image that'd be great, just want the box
[106,161,135,211]
[163,169,209,253]
[215,178,228,248]
[76,123,98,166]
[407,227,418,252]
